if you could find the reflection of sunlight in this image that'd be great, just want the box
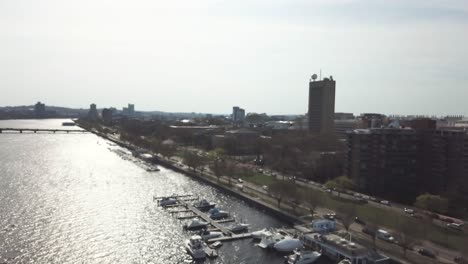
[0,119,285,263]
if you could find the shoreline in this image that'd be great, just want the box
[86,128,302,225]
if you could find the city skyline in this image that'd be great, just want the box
[1,0,468,115]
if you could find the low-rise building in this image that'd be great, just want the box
[303,233,389,264]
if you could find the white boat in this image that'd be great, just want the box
[185,235,207,260]
[273,237,303,252]
[183,219,208,231]
[285,250,321,264]
[258,232,284,249]
[251,228,272,240]
[199,230,223,241]
[158,197,177,207]
[228,223,250,233]
[338,259,352,264]
[146,167,160,172]
[193,199,216,212]
[210,241,223,249]
[208,208,229,220]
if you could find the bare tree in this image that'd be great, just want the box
[395,216,418,257]
[269,180,295,209]
[304,190,322,217]
[339,204,357,234]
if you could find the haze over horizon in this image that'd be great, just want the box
[1,0,467,116]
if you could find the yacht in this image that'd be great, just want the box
[158,197,177,207]
[228,223,250,233]
[252,228,272,240]
[193,199,216,212]
[274,237,303,252]
[258,232,285,249]
[185,235,211,260]
[199,230,223,241]
[183,219,208,231]
[208,208,229,220]
[285,250,321,264]
[146,167,160,172]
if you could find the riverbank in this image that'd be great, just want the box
[86,128,303,225]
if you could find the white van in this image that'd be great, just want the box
[377,229,394,242]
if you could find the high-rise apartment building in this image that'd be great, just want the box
[308,77,335,134]
[232,106,245,125]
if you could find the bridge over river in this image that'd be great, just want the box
[0,128,88,133]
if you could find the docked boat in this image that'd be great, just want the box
[193,199,216,212]
[252,228,272,240]
[146,167,160,172]
[284,250,321,264]
[185,235,207,260]
[199,230,223,241]
[274,237,303,252]
[158,197,177,207]
[210,241,223,249]
[228,223,250,233]
[258,232,284,249]
[183,219,208,231]
[337,259,352,264]
[208,208,229,220]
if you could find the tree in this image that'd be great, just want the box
[183,151,206,171]
[395,216,418,257]
[269,180,296,209]
[414,193,449,214]
[339,204,357,234]
[325,176,355,197]
[208,148,227,182]
[225,161,236,186]
[304,190,322,216]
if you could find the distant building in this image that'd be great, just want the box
[212,128,262,155]
[335,112,354,120]
[123,103,135,117]
[232,106,245,125]
[34,102,46,118]
[87,103,99,120]
[308,76,335,134]
[101,108,114,123]
[346,120,468,204]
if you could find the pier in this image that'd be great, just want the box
[156,194,254,242]
[0,128,88,134]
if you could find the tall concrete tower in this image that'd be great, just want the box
[308,76,336,134]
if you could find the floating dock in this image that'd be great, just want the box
[156,194,253,242]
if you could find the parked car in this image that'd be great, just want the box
[354,217,366,225]
[418,248,436,258]
[262,185,268,191]
[324,213,336,221]
[362,227,375,236]
[380,200,390,206]
[237,178,243,183]
[404,208,415,214]
[454,256,468,264]
[447,222,464,231]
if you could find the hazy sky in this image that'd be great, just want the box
[1,0,467,115]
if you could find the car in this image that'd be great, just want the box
[262,185,268,191]
[418,248,436,258]
[324,213,336,220]
[380,200,390,206]
[454,256,468,264]
[362,227,375,236]
[404,208,415,214]
[353,193,362,198]
[237,178,243,183]
[376,229,394,243]
[354,217,366,225]
[325,189,332,193]
[447,222,464,231]
[369,196,377,202]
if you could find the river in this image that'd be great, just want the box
[0,119,331,264]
